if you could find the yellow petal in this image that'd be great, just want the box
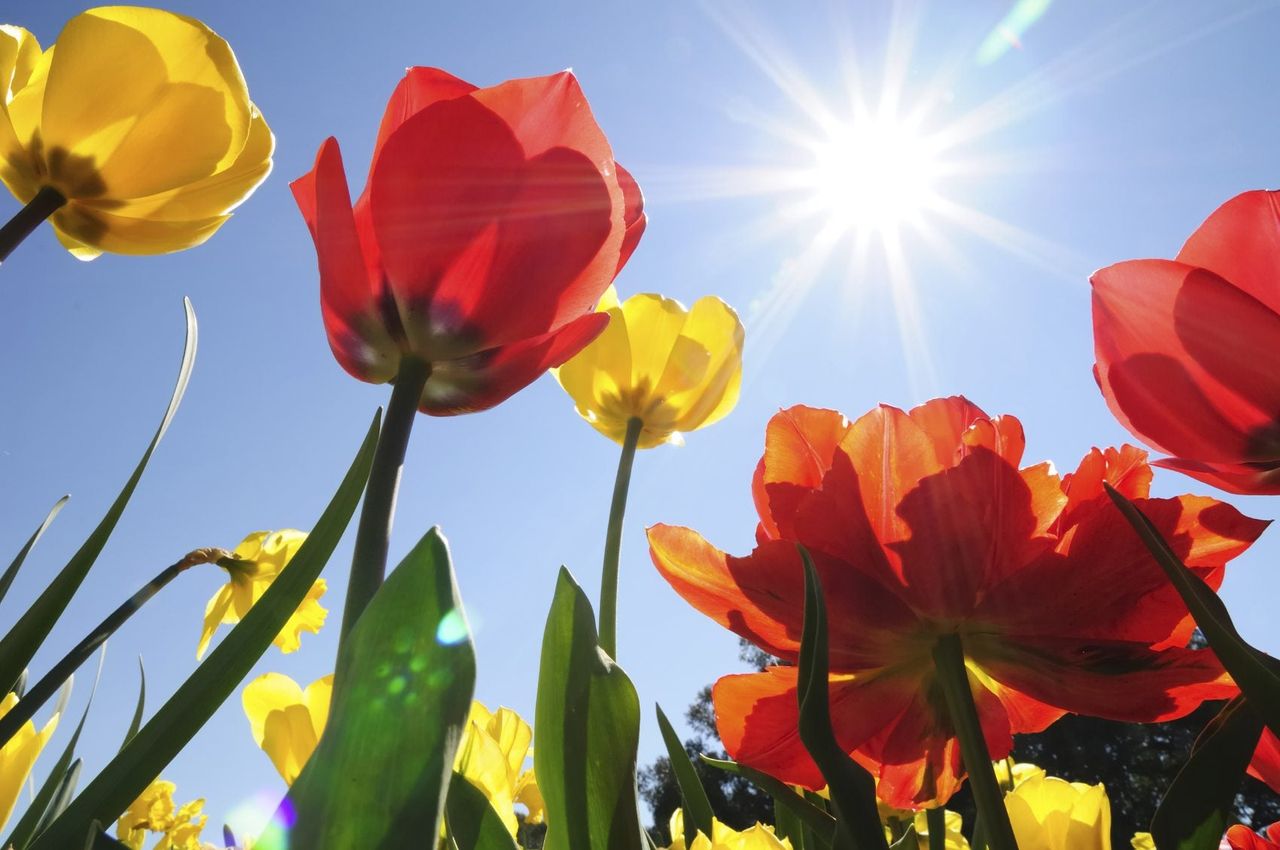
[513,767,545,824]
[271,578,327,655]
[303,674,334,739]
[454,715,520,836]
[0,692,58,832]
[662,296,744,433]
[39,6,252,199]
[242,673,331,787]
[0,25,41,199]
[1005,776,1111,850]
[48,202,230,257]
[196,583,235,660]
[242,673,306,746]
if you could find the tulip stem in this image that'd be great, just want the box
[932,633,1019,850]
[338,357,430,651]
[598,416,643,659]
[925,807,946,850]
[0,547,230,749]
[0,187,66,264]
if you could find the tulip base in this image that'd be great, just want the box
[598,416,643,659]
[337,357,431,653]
[932,633,1019,850]
[0,187,66,264]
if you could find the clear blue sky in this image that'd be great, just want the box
[2,0,1279,837]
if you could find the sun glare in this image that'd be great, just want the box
[804,116,941,233]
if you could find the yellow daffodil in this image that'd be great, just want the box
[0,692,58,830]
[911,810,970,850]
[667,810,791,850]
[555,287,744,449]
[0,7,272,259]
[242,672,333,785]
[198,530,325,660]
[117,779,207,850]
[993,758,1047,791]
[1005,775,1111,850]
[453,701,542,835]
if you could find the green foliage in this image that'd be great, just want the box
[657,703,716,845]
[29,412,380,850]
[535,567,646,850]
[260,527,476,850]
[447,771,521,850]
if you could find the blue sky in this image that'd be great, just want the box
[2,0,1279,838]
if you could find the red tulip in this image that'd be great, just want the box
[1249,727,1280,795]
[1227,822,1280,850]
[1092,190,1280,493]
[291,67,646,414]
[648,397,1264,807]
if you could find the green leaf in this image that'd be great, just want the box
[5,649,103,850]
[656,703,715,845]
[773,797,808,850]
[120,658,144,751]
[1105,484,1280,737]
[258,526,476,850]
[535,567,645,850]
[0,299,197,694]
[701,756,834,847]
[796,546,888,850]
[29,412,380,850]
[0,496,68,609]
[446,771,520,850]
[1151,695,1263,850]
[889,825,919,850]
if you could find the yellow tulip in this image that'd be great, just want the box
[1131,833,1154,850]
[198,530,326,660]
[555,287,744,449]
[117,779,207,850]
[453,701,542,835]
[242,672,332,786]
[668,810,791,850]
[0,7,272,259]
[993,758,1046,791]
[1005,775,1111,850]
[0,692,58,830]
[911,810,970,850]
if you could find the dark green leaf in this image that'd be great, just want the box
[889,825,919,850]
[1106,484,1280,737]
[1151,696,1263,850]
[446,771,520,850]
[535,567,645,850]
[773,796,807,850]
[0,496,68,609]
[120,658,144,751]
[656,703,715,845]
[0,299,197,694]
[259,526,476,850]
[701,756,834,847]
[29,412,380,850]
[796,546,888,850]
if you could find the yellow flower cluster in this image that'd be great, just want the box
[199,529,326,660]
[117,779,207,850]
[0,7,272,258]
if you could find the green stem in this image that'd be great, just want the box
[0,187,65,263]
[926,807,946,850]
[931,633,1018,850]
[598,416,643,659]
[0,547,227,748]
[338,357,430,649]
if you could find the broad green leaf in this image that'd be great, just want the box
[773,797,808,850]
[0,496,68,609]
[701,756,834,847]
[535,567,645,850]
[1106,484,1280,737]
[259,526,476,850]
[29,412,380,850]
[446,771,520,850]
[0,299,197,694]
[656,703,715,845]
[796,546,888,850]
[5,648,103,850]
[1151,696,1263,850]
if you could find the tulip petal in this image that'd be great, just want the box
[471,71,613,165]
[1152,456,1280,496]
[1248,728,1280,794]
[40,7,252,199]
[1177,190,1280,316]
[243,673,306,746]
[292,137,399,384]
[0,25,41,198]
[419,310,608,415]
[661,296,744,432]
[47,202,229,256]
[1093,259,1280,464]
[614,161,646,274]
[752,405,853,540]
[906,396,995,468]
[370,66,476,170]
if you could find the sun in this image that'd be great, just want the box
[802,115,941,234]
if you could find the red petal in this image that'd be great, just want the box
[1177,190,1280,316]
[370,67,478,175]
[752,405,853,540]
[440,146,616,350]
[471,71,613,164]
[614,161,646,274]
[290,138,399,383]
[1093,259,1280,464]
[1227,824,1280,850]
[1249,727,1280,795]
[1153,456,1280,496]
[416,310,608,415]
[368,96,525,322]
[905,395,994,469]
[961,414,1026,467]
[1057,445,1152,532]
